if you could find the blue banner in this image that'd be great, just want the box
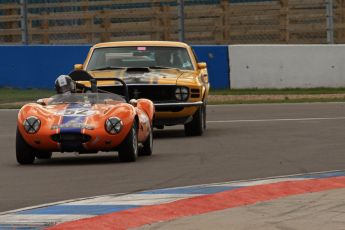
[0,45,229,89]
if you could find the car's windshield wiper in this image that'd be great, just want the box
[90,66,126,71]
[149,66,180,70]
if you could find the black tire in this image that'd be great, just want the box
[184,104,206,136]
[118,121,138,162]
[16,128,35,165]
[139,124,153,156]
[35,151,52,160]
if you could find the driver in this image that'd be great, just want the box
[54,75,76,95]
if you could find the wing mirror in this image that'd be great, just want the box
[74,64,83,70]
[129,99,138,107]
[197,62,207,69]
[36,98,49,105]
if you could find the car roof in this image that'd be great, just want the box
[92,41,190,49]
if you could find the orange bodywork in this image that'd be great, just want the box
[17,99,154,153]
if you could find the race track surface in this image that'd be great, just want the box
[1,103,345,212]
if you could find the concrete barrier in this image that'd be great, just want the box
[0,45,229,89]
[229,45,345,89]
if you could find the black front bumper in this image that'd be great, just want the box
[154,116,193,126]
[154,101,203,112]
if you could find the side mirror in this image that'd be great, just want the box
[36,98,49,105]
[197,62,207,69]
[74,64,83,70]
[129,99,138,107]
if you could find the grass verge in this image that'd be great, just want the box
[0,88,54,103]
[1,88,345,109]
[211,88,345,95]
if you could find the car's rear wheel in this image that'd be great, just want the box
[16,127,35,165]
[35,151,52,160]
[139,124,153,156]
[118,121,138,162]
[184,104,206,136]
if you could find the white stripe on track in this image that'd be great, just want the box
[67,194,200,206]
[207,116,345,123]
[0,214,94,225]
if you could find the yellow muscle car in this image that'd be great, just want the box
[74,41,209,136]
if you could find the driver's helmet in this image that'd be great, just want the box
[55,75,76,94]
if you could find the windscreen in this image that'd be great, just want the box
[47,93,125,105]
[86,46,194,71]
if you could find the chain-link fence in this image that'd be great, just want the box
[0,0,345,45]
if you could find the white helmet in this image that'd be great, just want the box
[54,75,76,94]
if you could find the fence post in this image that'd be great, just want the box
[100,10,111,42]
[177,0,185,42]
[82,0,93,43]
[337,0,345,42]
[326,0,334,44]
[41,12,49,44]
[162,5,171,41]
[20,0,29,45]
[220,0,229,44]
[4,8,17,42]
[280,0,289,43]
[151,2,161,40]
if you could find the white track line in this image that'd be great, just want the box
[207,116,345,123]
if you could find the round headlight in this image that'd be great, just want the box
[105,117,123,134]
[23,116,41,134]
[175,87,189,101]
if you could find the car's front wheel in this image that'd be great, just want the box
[16,127,35,165]
[118,121,138,162]
[139,124,153,156]
[184,104,206,136]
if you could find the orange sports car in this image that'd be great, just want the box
[16,71,154,164]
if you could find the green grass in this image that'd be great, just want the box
[0,88,54,104]
[209,98,345,105]
[211,88,345,95]
[1,87,345,109]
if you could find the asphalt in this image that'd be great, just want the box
[1,103,345,213]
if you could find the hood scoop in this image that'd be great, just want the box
[126,67,151,74]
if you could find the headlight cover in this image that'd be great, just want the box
[175,87,189,101]
[105,117,123,134]
[23,116,41,134]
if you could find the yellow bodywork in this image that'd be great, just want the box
[77,41,210,120]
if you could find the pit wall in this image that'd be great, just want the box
[229,45,345,89]
[2,44,345,90]
[0,45,230,89]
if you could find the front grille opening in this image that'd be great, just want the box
[191,88,201,98]
[100,85,177,102]
[156,107,184,112]
[51,133,91,143]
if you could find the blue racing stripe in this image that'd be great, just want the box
[17,205,140,215]
[292,171,345,179]
[139,186,242,195]
[60,103,88,134]
[0,225,42,230]
[59,115,85,133]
